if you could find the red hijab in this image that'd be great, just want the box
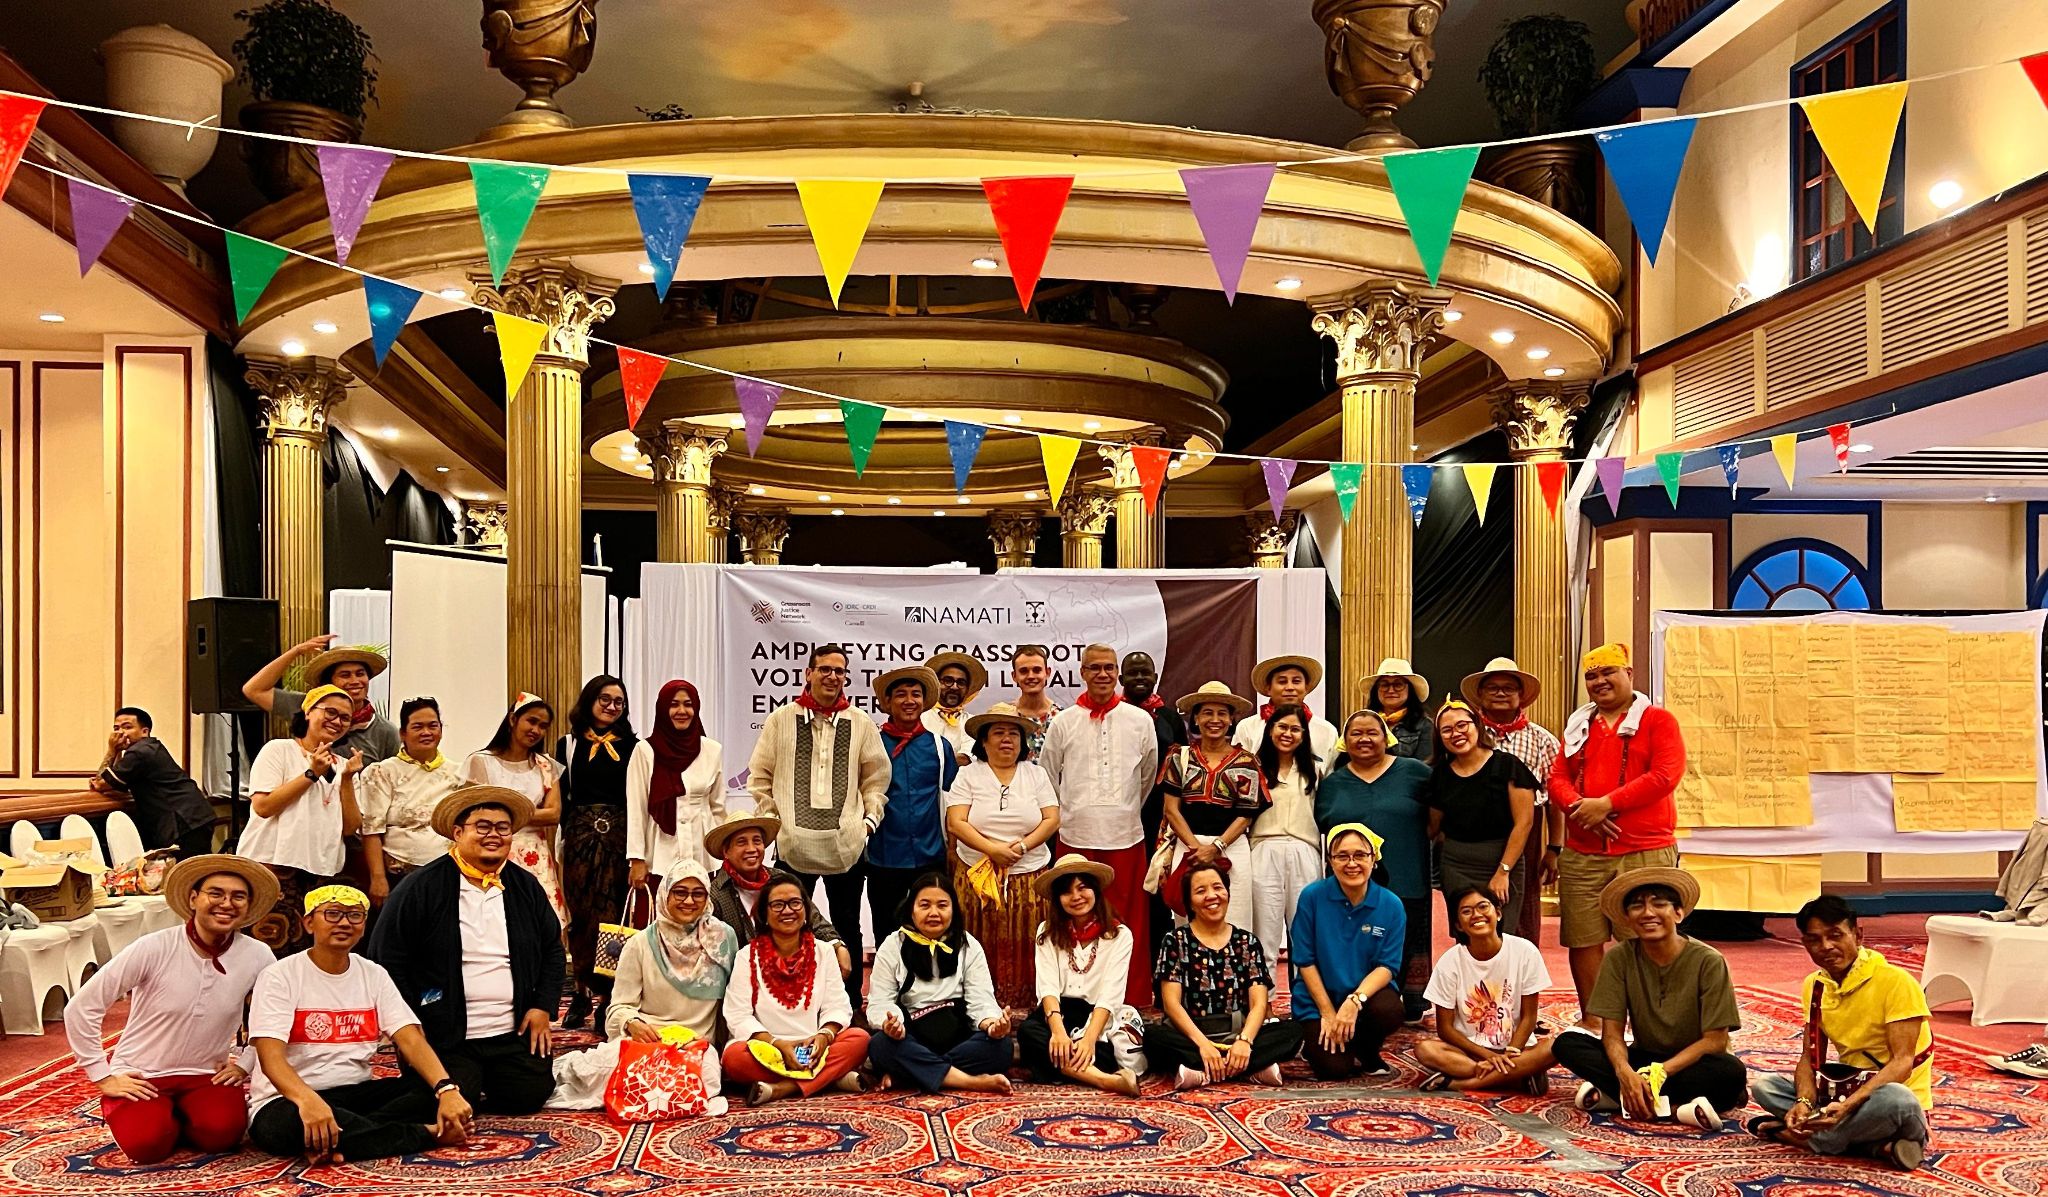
[647,679,705,836]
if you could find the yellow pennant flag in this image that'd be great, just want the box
[1462,462,1499,525]
[492,311,548,402]
[1040,433,1082,505]
[1771,433,1799,489]
[796,179,885,307]
[1799,83,1908,231]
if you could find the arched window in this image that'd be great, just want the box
[1730,540,1873,611]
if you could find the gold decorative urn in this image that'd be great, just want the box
[1311,0,1446,151]
[480,0,600,138]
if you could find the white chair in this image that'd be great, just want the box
[104,811,147,865]
[0,925,76,1035]
[59,815,105,865]
[55,914,101,989]
[7,819,37,859]
[1922,915,2048,1026]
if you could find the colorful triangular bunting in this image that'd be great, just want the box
[1261,457,1297,519]
[1330,462,1363,521]
[316,144,393,265]
[1595,456,1626,516]
[734,377,781,457]
[1717,444,1742,495]
[1594,118,1696,267]
[1040,434,1082,506]
[492,311,548,402]
[1462,463,1499,525]
[628,173,711,301]
[1180,163,1276,302]
[1828,422,1853,472]
[362,276,422,370]
[226,231,290,325]
[796,179,885,307]
[0,94,46,199]
[1771,433,1799,489]
[470,161,550,287]
[1132,445,1172,513]
[1535,461,1567,517]
[982,176,1073,310]
[1401,464,1432,527]
[616,346,667,431]
[1799,83,1908,231]
[945,420,985,491]
[66,178,132,276]
[1656,452,1684,506]
[1383,145,1480,286]
[2023,53,2048,111]
[840,399,885,475]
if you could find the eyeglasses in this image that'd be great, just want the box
[1080,663,1118,674]
[811,666,849,677]
[671,888,709,902]
[315,908,368,925]
[1330,852,1375,865]
[461,821,515,836]
[766,897,808,912]
[596,695,627,709]
[198,887,250,905]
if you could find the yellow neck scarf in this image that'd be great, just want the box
[903,929,954,954]
[398,749,445,770]
[584,729,622,762]
[450,848,504,890]
[936,707,964,727]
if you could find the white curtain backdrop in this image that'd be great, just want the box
[328,588,393,716]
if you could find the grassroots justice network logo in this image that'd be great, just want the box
[749,601,775,624]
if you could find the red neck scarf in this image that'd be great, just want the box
[881,720,922,759]
[647,680,705,837]
[350,701,376,729]
[794,691,850,716]
[1075,691,1122,721]
[1260,702,1312,723]
[725,861,771,892]
[1134,693,1166,712]
[185,920,231,974]
[751,930,818,1010]
[1480,710,1530,736]
[1070,916,1106,943]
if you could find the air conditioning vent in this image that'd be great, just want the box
[1851,445,2048,478]
[1764,292,1865,409]
[1672,338,1753,438]
[1880,231,2008,370]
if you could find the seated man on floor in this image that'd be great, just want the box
[705,811,854,982]
[1552,866,1746,1132]
[1749,894,1933,1172]
[367,786,563,1115]
[249,885,472,1163]
[65,855,278,1163]
[92,706,218,858]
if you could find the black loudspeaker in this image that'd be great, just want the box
[188,598,279,714]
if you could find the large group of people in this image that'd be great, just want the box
[59,635,1936,1174]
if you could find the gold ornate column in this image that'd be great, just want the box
[988,509,1042,571]
[471,262,617,717]
[1102,433,1165,569]
[642,422,727,563]
[708,485,740,564]
[1245,510,1300,569]
[736,508,790,565]
[1312,281,1450,713]
[1058,491,1114,569]
[247,356,350,657]
[1492,379,1592,736]
[462,501,509,553]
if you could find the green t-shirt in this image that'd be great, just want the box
[1588,938,1740,1058]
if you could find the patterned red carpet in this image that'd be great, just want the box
[1,985,2042,1197]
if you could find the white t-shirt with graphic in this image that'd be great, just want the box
[1422,935,1551,1051]
[247,953,420,1113]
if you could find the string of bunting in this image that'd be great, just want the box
[7,47,2028,520]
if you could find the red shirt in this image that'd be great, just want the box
[1546,704,1685,856]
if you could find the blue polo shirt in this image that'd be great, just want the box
[1288,876,1407,1014]
[868,727,958,869]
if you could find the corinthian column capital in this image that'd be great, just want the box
[1098,428,1165,493]
[246,356,351,443]
[642,423,727,487]
[468,262,619,368]
[1310,281,1452,380]
[1057,491,1115,537]
[1490,379,1592,460]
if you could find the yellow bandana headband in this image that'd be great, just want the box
[301,684,352,713]
[304,884,369,913]
[1582,643,1631,672]
[1324,822,1385,858]
[1436,698,1476,722]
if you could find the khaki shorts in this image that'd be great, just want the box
[1557,845,1680,948]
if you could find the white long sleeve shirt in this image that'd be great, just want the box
[865,930,1004,1028]
[65,926,275,1082]
[724,937,852,1040]
[625,737,726,875]
[1037,704,1159,851]
[1034,923,1136,1013]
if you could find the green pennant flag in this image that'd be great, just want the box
[470,162,551,287]
[1329,462,1363,521]
[227,231,290,325]
[840,398,885,476]
[1383,145,1481,286]
[1656,452,1685,506]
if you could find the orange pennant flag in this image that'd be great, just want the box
[1535,461,1568,517]
[1799,83,1908,231]
[1131,445,1171,513]
[983,176,1074,309]
[492,312,548,402]
[616,346,667,431]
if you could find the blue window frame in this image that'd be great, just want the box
[1731,539,1873,611]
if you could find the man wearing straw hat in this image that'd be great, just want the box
[705,811,849,975]
[869,665,959,948]
[1461,657,1561,944]
[242,634,400,764]
[65,855,279,1164]
[923,652,988,765]
[367,785,563,1116]
[1233,654,1337,769]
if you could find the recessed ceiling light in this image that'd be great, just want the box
[813,410,834,422]
[728,415,745,429]
[435,466,451,474]
[749,485,766,496]
[831,508,845,516]
[1082,420,1102,431]
[280,339,306,356]
[1848,442,1873,454]
[887,496,902,505]
[437,287,467,301]
[1488,329,1516,345]
[36,312,64,323]
[1442,309,1464,323]
[637,261,655,275]
[618,446,638,460]
[1929,179,1964,210]
[1274,277,1303,292]
[816,493,832,502]
[1525,347,1551,361]
[957,495,970,504]
[1543,366,1566,377]
[934,509,947,517]
[1408,442,1419,451]
[376,426,399,440]
[909,410,930,421]
[1024,491,1040,500]
[312,320,338,335]
[1002,414,1023,425]
[635,463,651,473]
[1985,492,2000,503]
[971,257,999,271]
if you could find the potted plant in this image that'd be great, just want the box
[1476,13,1598,223]
[232,0,378,199]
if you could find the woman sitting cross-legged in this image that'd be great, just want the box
[1147,862,1303,1090]
[1415,886,1556,1095]
[1018,855,1147,1095]
[865,872,1016,1093]
[608,857,739,1046]
[720,873,872,1105]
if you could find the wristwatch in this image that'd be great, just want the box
[303,769,321,781]
[431,1078,461,1097]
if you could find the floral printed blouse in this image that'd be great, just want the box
[1154,924,1272,1020]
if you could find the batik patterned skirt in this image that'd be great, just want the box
[562,803,630,991]
[952,856,1047,1014]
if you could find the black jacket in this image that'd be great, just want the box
[368,854,565,1045]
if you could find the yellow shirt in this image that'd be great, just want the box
[1803,947,1933,1109]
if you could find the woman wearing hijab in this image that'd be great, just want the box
[607,858,739,1045]
[462,693,568,926]
[1317,708,1434,1020]
[865,873,1014,1093]
[628,679,727,885]
[555,675,640,1030]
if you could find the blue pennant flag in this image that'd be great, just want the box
[1594,117,1697,266]
[945,420,985,492]
[1717,443,1743,495]
[628,173,711,301]
[363,276,423,369]
[1401,464,1432,528]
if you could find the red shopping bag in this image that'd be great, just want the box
[603,1036,713,1122]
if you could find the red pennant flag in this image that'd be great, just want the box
[982,176,1074,309]
[617,347,667,432]
[2024,53,2048,110]
[1132,445,1171,513]
[1535,461,1568,517]
[0,95,47,199]
[1827,422,1852,472]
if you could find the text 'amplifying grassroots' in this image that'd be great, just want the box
[745,641,1095,714]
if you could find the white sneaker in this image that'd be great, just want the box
[1985,1044,2048,1079]
[1174,1065,1207,1091]
[1674,1096,1723,1132]
[1574,1081,1620,1112]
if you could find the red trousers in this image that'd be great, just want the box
[721,1029,871,1097]
[101,1073,249,1164]
[1056,841,1152,1007]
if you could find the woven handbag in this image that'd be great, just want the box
[594,882,655,979]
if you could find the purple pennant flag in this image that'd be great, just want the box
[1180,163,1277,303]
[733,377,782,457]
[1401,464,1431,528]
[66,178,132,276]
[1717,444,1742,495]
[1595,456,1627,516]
[1260,457,1297,518]
[316,144,394,265]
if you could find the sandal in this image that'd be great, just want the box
[1871,1137,1926,1172]
[1746,1115,1790,1143]
[1419,1071,1453,1093]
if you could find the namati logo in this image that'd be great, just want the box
[1024,600,1047,626]
[749,601,775,624]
